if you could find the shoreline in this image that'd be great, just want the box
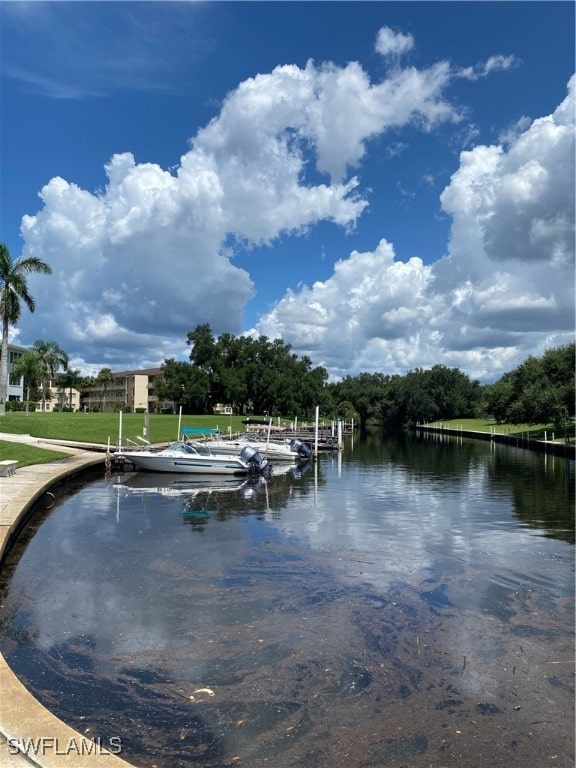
[0,447,136,768]
[414,423,575,459]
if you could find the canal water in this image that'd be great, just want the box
[0,432,574,768]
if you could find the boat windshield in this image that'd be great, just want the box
[165,442,198,454]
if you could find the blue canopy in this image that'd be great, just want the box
[181,427,221,435]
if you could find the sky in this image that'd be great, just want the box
[0,1,574,384]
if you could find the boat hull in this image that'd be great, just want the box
[118,452,250,475]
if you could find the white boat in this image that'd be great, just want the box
[115,441,270,476]
[186,430,313,462]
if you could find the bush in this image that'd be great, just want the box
[5,400,39,412]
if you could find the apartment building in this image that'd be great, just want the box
[4,344,171,413]
[82,368,168,413]
[39,378,82,412]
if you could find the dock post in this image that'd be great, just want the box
[314,406,319,460]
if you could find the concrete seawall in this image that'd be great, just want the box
[414,424,575,459]
[0,443,136,768]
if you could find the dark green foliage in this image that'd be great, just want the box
[184,324,329,418]
[329,373,390,429]
[329,366,480,428]
[5,400,39,412]
[483,343,575,429]
[385,365,480,427]
[174,327,573,430]
[155,359,210,414]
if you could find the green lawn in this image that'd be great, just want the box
[0,441,71,468]
[0,411,284,446]
[0,412,259,468]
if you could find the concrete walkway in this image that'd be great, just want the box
[0,436,135,768]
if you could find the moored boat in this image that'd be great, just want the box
[116,441,270,476]
[185,429,313,462]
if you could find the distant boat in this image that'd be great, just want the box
[191,433,313,462]
[116,441,270,476]
[182,427,313,462]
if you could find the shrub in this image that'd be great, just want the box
[5,400,39,412]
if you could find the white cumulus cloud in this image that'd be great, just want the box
[16,32,574,383]
[256,76,575,381]
[375,26,415,58]
[19,43,466,373]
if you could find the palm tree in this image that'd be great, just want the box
[0,243,52,416]
[81,375,96,412]
[31,339,69,411]
[97,367,116,412]
[58,368,82,411]
[9,350,44,414]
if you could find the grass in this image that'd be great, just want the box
[0,441,71,468]
[0,411,307,468]
[0,411,296,446]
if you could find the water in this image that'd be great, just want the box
[0,432,574,768]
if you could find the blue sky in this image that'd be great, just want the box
[1,1,574,382]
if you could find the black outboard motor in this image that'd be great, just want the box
[240,446,272,477]
[289,439,313,460]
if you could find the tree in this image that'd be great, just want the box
[156,359,210,414]
[332,373,390,429]
[186,324,329,418]
[80,375,96,411]
[31,339,69,411]
[507,381,563,427]
[58,368,83,411]
[96,367,115,412]
[0,243,52,415]
[490,343,575,427]
[393,369,438,425]
[482,378,514,423]
[187,324,223,412]
[9,350,44,413]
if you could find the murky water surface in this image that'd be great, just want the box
[0,433,574,768]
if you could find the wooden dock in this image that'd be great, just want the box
[233,424,352,451]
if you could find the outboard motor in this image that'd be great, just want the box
[240,445,272,477]
[289,439,313,460]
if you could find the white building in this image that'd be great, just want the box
[5,343,26,402]
[4,347,179,414]
[82,368,168,413]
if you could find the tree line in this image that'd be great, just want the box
[157,324,574,431]
[328,344,574,431]
[1,241,574,429]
